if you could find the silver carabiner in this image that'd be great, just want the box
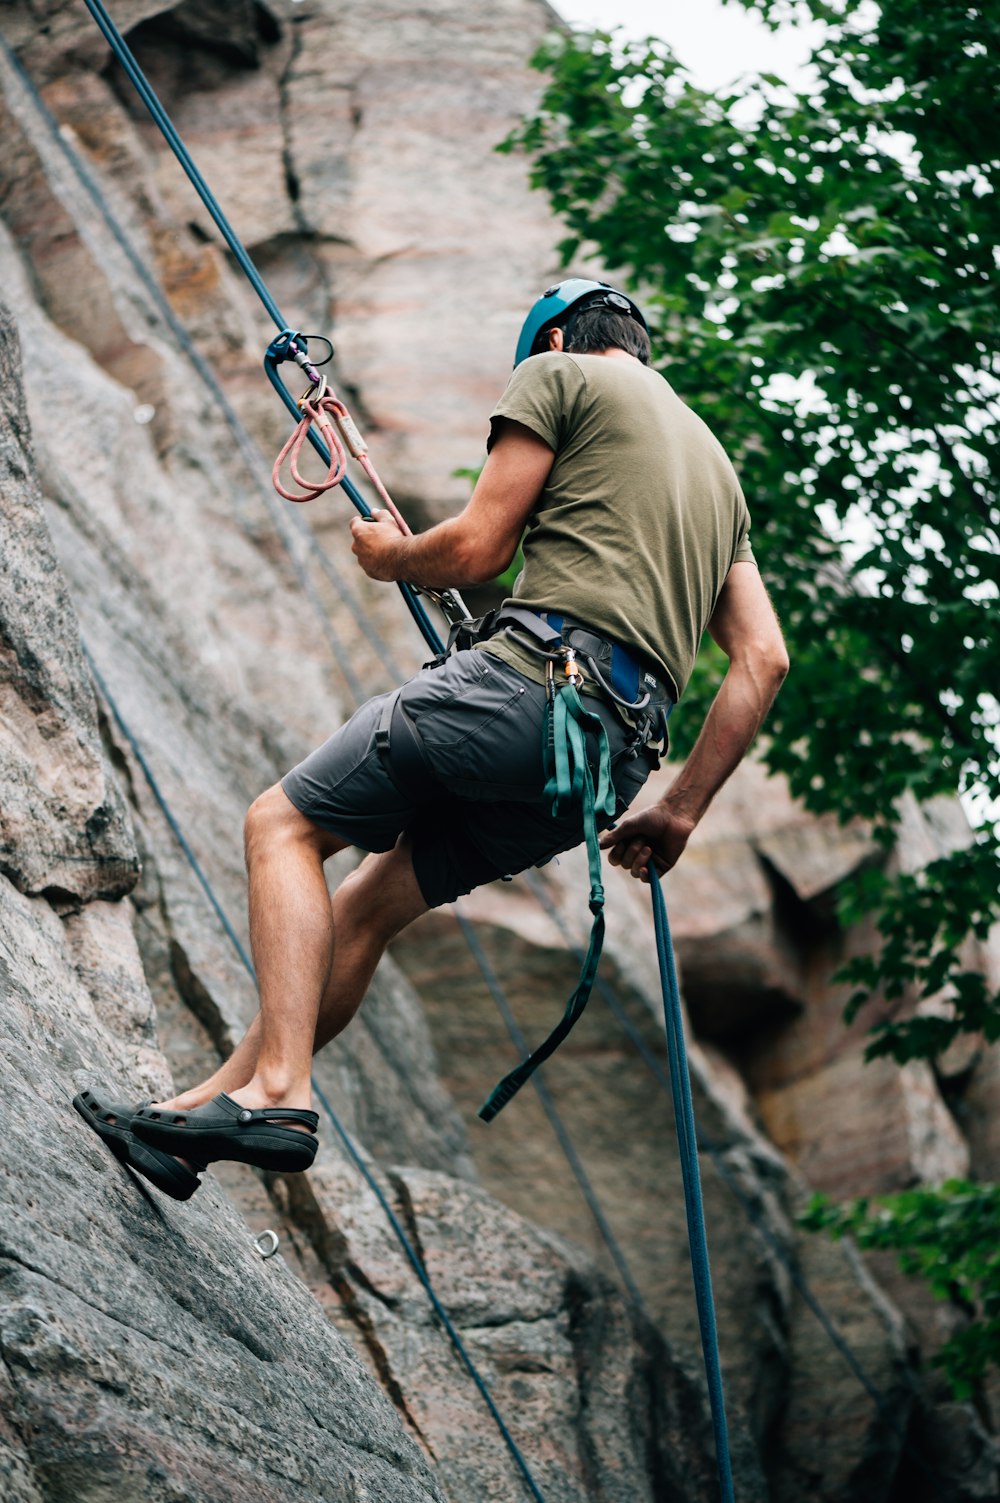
[298,373,327,410]
[254,1229,279,1259]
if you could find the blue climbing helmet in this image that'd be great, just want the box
[514,277,648,366]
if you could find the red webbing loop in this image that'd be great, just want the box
[272,394,349,502]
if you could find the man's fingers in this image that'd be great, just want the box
[630,845,652,878]
[611,840,650,878]
[603,837,645,868]
[599,815,647,851]
[603,834,671,881]
[351,510,388,530]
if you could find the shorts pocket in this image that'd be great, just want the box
[415,681,528,750]
[408,656,535,751]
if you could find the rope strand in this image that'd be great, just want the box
[649,865,734,1502]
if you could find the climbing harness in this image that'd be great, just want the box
[429,605,671,1119]
[372,600,674,1121]
[436,604,674,740]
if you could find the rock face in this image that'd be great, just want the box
[0,308,137,905]
[0,885,446,1503]
[0,2,997,1501]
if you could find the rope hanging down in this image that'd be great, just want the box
[480,671,615,1121]
[649,865,735,1503]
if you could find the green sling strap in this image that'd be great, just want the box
[478,680,617,1122]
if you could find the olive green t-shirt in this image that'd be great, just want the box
[481,352,755,700]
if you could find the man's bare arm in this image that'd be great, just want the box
[350,419,554,588]
[600,562,789,880]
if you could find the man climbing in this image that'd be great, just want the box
[76,279,788,1198]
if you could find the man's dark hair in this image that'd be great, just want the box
[562,306,651,365]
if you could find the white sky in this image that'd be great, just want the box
[553,0,823,93]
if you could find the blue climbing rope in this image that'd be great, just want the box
[648,863,734,1503]
[479,679,616,1122]
[83,643,546,1503]
[82,0,281,323]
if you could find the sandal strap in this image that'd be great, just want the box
[134,1095,318,1132]
[253,1109,318,1129]
[218,1095,318,1130]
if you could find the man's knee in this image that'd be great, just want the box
[245,783,333,860]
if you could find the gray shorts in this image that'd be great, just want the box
[281,650,651,908]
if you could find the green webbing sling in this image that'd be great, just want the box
[478,679,617,1122]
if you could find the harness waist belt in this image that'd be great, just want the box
[429,605,674,750]
[471,604,674,707]
[538,612,675,707]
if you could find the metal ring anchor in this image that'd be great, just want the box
[254,1229,279,1259]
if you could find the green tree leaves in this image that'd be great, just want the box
[802,1182,1000,1398]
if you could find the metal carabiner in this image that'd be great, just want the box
[298,373,327,410]
[563,645,584,687]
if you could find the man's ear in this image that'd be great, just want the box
[548,326,565,352]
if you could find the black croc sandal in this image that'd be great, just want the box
[132,1092,318,1173]
[73,1089,203,1201]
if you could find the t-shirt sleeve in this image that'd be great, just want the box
[733,489,756,565]
[487,354,585,452]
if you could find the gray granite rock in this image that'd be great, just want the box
[0,302,138,905]
[0,868,447,1503]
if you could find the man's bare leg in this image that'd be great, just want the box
[156,787,429,1113]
